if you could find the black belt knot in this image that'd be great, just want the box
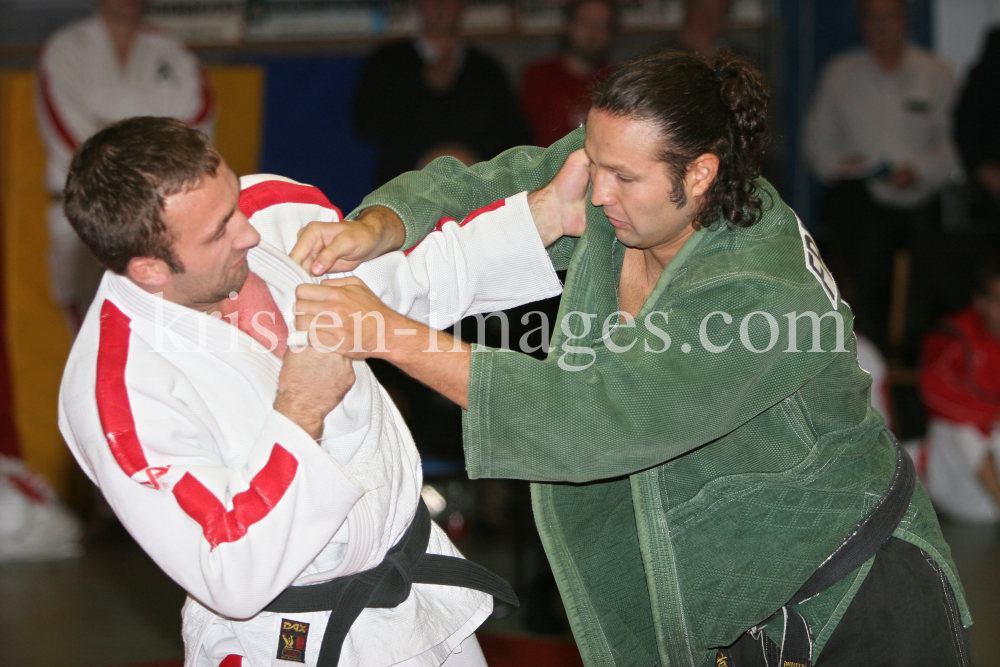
[264,500,518,667]
[369,550,413,608]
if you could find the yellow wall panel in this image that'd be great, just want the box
[0,65,264,497]
[0,70,73,494]
[208,65,265,176]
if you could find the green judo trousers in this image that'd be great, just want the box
[351,127,970,667]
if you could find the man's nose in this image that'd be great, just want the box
[234,213,261,249]
[591,172,614,207]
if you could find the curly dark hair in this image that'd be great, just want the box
[590,48,771,228]
[64,116,221,275]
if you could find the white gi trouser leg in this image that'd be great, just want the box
[925,418,1000,523]
[46,203,103,331]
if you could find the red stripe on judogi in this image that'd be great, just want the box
[240,180,343,221]
[96,300,299,548]
[186,66,216,128]
[95,301,149,477]
[37,67,79,153]
[404,198,505,256]
[172,445,298,549]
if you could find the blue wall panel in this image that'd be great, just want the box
[257,56,377,214]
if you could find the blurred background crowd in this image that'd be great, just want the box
[1,0,999,665]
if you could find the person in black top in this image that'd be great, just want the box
[954,27,1000,225]
[353,0,531,187]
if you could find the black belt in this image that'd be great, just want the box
[264,500,518,667]
[717,430,916,667]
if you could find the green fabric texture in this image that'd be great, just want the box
[351,127,970,667]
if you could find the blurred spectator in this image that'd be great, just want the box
[25,0,213,561]
[519,0,616,147]
[920,258,1000,522]
[35,0,215,332]
[954,27,1000,224]
[803,0,957,347]
[664,0,733,58]
[353,0,530,186]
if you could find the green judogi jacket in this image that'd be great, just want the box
[350,128,970,667]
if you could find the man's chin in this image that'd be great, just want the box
[211,264,250,303]
[613,228,639,247]
[233,262,250,289]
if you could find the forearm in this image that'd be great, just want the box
[274,393,325,440]
[352,205,407,256]
[384,322,471,408]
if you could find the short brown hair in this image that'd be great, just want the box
[64,116,221,274]
[591,48,770,228]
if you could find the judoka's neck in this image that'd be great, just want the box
[99,10,142,67]
[131,280,232,316]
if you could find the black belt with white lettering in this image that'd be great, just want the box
[716,429,916,667]
[264,499,518,667]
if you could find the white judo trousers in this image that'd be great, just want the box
[58,176,561,667]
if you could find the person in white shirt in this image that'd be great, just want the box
[803,0,957,347]
[58,117,573,667]
[36,0,214,331]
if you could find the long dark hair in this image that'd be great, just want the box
[590,48,770,228]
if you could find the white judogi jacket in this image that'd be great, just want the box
[58,176,561,667]
[36,15,214,194]
[36,15,214,307]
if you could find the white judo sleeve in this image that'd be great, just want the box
[239,175,564,331]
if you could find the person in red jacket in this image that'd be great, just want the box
[519,0,616,147]
[920,258,1000,522]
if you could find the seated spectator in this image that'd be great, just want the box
[665,0,733,57]
[803,0,957,348]
[954,27,1000,224]
[36,0,214,332]
[920,258,1000,522]
[352,0,530,186]
[520,0,616,147]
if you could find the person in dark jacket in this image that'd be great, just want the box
[954,27,1000,224]
[352,0,531,187]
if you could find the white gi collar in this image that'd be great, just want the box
[103,240,319,356]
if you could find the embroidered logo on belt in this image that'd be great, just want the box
[276,619,309,663]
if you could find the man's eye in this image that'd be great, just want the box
[616,173,633,183]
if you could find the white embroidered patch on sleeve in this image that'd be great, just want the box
[795,214,839,310]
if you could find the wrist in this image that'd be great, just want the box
[382,317,431,365]
[358,206,406,256]
[274,392,323,440]
[527,187,564,247]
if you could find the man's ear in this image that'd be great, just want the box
[687,153,721,200]
[126,256,172,288]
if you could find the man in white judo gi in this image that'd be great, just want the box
[57,117,573,667]
[37,0,214,330]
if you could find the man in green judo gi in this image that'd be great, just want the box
[291,49,973,666]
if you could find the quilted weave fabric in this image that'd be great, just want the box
[352,128,968,667]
